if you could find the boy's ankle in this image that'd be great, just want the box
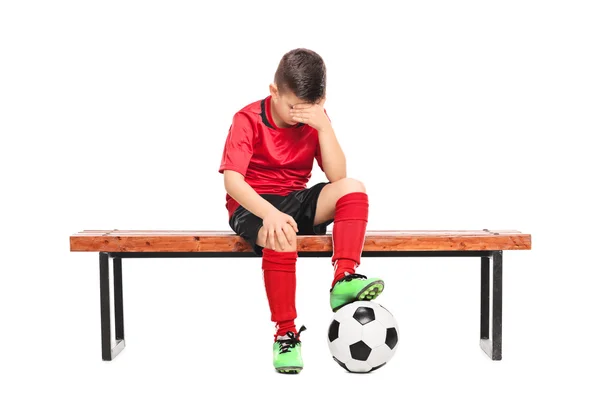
[274,320,296,340]
[332,261,357,287]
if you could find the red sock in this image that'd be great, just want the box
[262,248,298,340]
[331,192,369,288]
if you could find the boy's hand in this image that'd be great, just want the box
[290,98,331,132]
[262,209,299,250]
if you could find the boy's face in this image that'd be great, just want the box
[269,84,309,128]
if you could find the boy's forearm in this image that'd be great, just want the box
[318,127,347,182]
[224,173,277,219]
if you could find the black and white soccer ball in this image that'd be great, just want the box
[327,301,399,373]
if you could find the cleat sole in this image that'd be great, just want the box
[276,367,302,374]
[331,281,385,312]
[357,281,384,301]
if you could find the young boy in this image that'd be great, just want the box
[218,48,384,374]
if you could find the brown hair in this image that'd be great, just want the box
[274,48,326,103]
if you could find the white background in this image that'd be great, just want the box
[1,0,599,398]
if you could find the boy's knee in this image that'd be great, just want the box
[337,177,367,194]
[274,227,297,252]
[257,227,268,247]
[259,225,297,252]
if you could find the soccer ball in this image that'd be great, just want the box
[327,301,399,373]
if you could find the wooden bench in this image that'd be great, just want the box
[69,229,532,361]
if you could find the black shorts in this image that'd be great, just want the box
[228,182,334,256]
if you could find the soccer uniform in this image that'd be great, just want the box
[219,95,333,255]
[218,94,383,374]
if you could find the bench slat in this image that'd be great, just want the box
[75,229,522,236]
[70,230,531,252]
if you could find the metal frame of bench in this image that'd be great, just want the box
[72,230,531,362]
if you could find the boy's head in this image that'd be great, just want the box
[269,48,326,127]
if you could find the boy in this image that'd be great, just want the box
[218,48,384,374]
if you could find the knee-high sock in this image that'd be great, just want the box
[262,248,298,340]
[331,192,369,287]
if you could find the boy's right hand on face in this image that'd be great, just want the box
[262,209,299,250]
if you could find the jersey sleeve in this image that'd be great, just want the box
[218,113,254,176]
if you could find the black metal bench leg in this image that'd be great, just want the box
[99,252,126,360]
[480,255,490,343]
[480,251,502,360]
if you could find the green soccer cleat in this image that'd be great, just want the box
[273,325,307,374]
[330,273,385,312]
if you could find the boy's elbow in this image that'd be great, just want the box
[327,174,346,183]
[325,167,347,183]
[323,157,347,183]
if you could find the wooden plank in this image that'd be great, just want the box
[70,230,532,252]
[74,229,515,236]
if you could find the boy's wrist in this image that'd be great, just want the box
[256,201,279,220]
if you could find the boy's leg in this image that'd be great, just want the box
[314,177,367,283]
[313,178,384,311]
[229,200,303,372]
[313,178,366,227]
[257,226,305,373]
[256,225,298,339]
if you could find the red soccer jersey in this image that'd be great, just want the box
[218,96,324,219]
